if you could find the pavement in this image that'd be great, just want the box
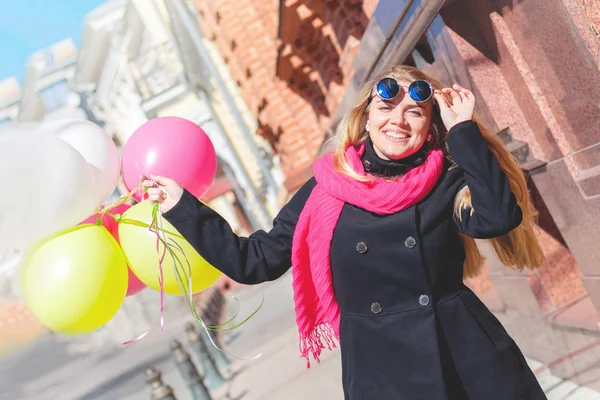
[1,273,600,400]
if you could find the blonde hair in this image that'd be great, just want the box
[325,65,545,277]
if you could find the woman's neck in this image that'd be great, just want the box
[361,138,427,177]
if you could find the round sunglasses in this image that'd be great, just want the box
[374,77,434,103]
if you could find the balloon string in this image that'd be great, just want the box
[98,187,138,218]
[106,184,262,357]
[92,185,159,345]
[152,201,167,333]
[155,206,262,361]
[121,201,167,345]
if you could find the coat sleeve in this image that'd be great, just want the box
[162,177,317,285]
[446,120,523,239]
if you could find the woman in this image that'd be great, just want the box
[144,65,547,399]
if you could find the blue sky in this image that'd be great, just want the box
[0,0,106,83]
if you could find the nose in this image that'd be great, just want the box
[389,109,407,126]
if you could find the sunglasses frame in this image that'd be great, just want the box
[374,78,434,103]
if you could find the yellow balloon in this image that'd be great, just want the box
[19,225,128,335]
[118,200,221,295]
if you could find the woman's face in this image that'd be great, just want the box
[366,80,433,160]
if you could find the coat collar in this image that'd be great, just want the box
[361,138,427,177]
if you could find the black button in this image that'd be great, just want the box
[356,242,368,254]
[419,295,430,306]
[371,302,382,314]
[405,236,417,248]
[362,160,372,172]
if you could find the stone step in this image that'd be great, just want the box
[526,357,600,399]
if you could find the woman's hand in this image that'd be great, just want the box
[433,84,476,131]
[141,175,184,213]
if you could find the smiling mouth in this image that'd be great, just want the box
[384,131,410,140]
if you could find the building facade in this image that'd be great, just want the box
[0,38,92,131]
[0,78,21,130]
[192,0,600,390]
[75,0,284,234]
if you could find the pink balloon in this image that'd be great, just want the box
[121,117,217,199]
[80,203,147,296]
[126,267,146,296]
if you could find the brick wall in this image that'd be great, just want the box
[193,0,379,193]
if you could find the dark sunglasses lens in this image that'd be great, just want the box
[408,80,433,102]
[376,78,400,99]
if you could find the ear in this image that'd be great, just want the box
[365,119,370,132]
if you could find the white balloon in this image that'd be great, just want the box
[0,133,100,252]
[43,119,120,204]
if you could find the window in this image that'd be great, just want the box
[39,80,70,112]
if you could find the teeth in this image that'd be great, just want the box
[385,132,409,139]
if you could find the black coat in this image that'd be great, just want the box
[164,121,547,399]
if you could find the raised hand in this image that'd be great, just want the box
[433,84,476,131]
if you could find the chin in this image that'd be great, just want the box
[384,147,418,160]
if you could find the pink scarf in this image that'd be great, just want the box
[291,142,444,367]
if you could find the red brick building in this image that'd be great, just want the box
[193,0,600,390]
[193,0,379,191]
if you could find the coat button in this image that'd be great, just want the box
[356,242,368,254]
[371,302,383,314]
[362,160,372,172]
[405,236,417,249]
[419,295,430,306]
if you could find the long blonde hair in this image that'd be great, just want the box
[325,65,545,277]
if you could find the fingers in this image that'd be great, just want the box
[140,174,159,190]
[433,91,451,110]
[146,187,167,204]
[141,178,157,189]
[465,91,475,102]
[452,84,475,103]
[452,84,466,103]
[149,175,174,187]
[140,174,175,189]
[438,85,476,108]
[442,87,462,104]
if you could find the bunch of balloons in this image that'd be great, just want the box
[0,117,221,335]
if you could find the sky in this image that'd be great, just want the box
[0,0,107,83]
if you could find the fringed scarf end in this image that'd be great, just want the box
[298,323,339,369]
